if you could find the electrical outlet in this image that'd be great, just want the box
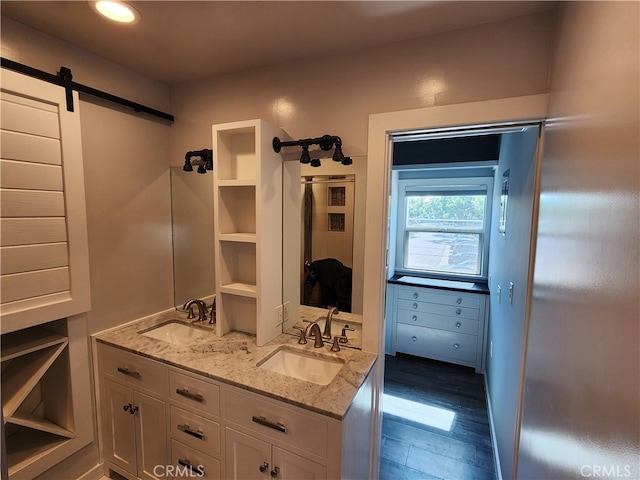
[275,304,283,327]
[283,301,289,324]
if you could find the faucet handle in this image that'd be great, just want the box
[293,326,307,345]
[340,325,355,343]
[331,336,348,352]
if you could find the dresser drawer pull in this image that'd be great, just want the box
[456,297,463,304]
[412,336,417,342]
[178,458,204,476]
[176,388,204,402]
[252,415,287,433]
[456,308,462,315]
[454,343,460,349]
[412,302,418,309]
[456,322,462,328]
[413,292,419,299]
[412,315,418,322]
[117,367,140,378]
[177,424,204,440]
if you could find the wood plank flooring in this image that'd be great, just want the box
[380,353,497,480]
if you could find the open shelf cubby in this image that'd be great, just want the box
[218,241,257,297]
[215,126,257,182]
[218,293,257,335]
[217,185,256,236]
[1,323,76,477]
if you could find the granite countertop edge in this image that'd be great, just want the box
[93,310,377,421]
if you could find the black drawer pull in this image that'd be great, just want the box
[178,458,204,476]
[117,367,140,378]
[252,415,287,433]
[177,424,204,440]
[176,388,204,402]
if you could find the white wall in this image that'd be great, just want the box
[519,2,640,478]
[485,128,540,479]
[169,11,555,161]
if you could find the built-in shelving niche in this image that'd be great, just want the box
[1,321,76,477]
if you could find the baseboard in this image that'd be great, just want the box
[76,463,104,480]
[484,375,503,480]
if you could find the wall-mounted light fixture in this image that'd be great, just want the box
[272,134,352,167]
[183,149,213,174]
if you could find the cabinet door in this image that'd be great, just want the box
[135,391,168,480]
[103,379,137,475]
[273,446,327,480]
[225,428,271,479]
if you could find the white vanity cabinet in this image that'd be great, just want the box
[96,340,375,480]
[167,370,223,479]
[98,344,169,480]
[223,387,338,480]
[390,284,489,373]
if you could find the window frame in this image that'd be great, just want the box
[394,176,494,281]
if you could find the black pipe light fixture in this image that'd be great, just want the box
[183,148,213,174]
[272,134,352,167]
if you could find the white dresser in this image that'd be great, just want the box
[388,282,489,373]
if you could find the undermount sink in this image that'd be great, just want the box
[139,321,209,345]
[258,347,344,386]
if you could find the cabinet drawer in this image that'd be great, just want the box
[397,299,479,320]
[170,439,221,479]
[397,286,481,309]
[396,309,479,335]
[170,370,220,417]
[98,343,168,396]
[223,388,329,458]
[396,323,477,363]
[170,405,221,455]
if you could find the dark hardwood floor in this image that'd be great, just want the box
[380,353,497,480]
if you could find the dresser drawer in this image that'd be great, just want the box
[397,286,481,309]
[223,388,329,458]
[170,439,221,479]
[170,405,221,455]
[396,323,477,363]
[98,343,168,396]
[397,299,479,320]
[170,370,220,417]
[396,309,479,335]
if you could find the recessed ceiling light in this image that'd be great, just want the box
[90,1,140,24]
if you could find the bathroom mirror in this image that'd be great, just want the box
[282,156,366,349]
[170,168,215,308]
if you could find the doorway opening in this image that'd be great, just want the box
[379,123,542,480]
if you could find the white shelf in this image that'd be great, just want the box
[213,119,283,345]
[217,179,256,187]
[219,233,257,243]
[1,327,67,362]
[2,341,67,419]
[5,428,70,477]
[219,283,258,298]
[7,412,75,438]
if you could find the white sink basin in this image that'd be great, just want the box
[258,348,344,386]
[139,321,209,345]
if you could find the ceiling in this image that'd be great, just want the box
[1,1,557,86]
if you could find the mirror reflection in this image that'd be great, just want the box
[283,156,366,349]
[170,156,365,349]
[170,168,215,308]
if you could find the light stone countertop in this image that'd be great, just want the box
[94,309,377,420]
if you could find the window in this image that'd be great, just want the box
[395,177,493,280]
